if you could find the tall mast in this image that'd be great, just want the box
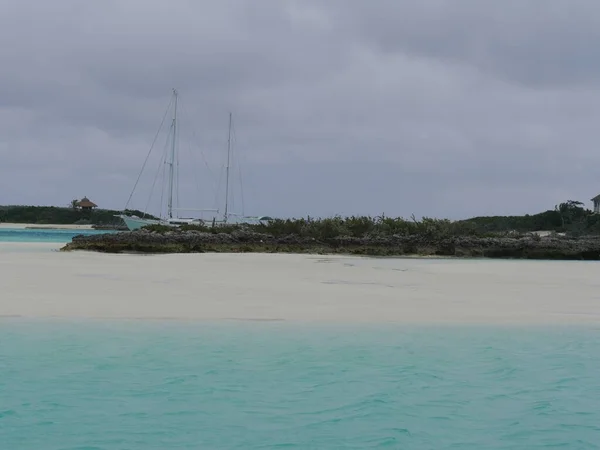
[224,112,232,223]
[167,88,178,219]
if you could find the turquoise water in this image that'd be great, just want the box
[0,227,114,243]
[1,320,599,449]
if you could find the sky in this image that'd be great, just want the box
[1,0,600,220]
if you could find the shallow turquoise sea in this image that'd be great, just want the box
[1,320,599,449]
[0,227,113,243]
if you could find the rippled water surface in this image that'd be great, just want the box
[1,320,599,449]
[0,227,114,243]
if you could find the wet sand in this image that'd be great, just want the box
[1,243,600,324]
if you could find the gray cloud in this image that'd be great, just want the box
[1,0,599,219]
[323,0,600,87]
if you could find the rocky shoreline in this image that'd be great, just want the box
[60,228,600,260]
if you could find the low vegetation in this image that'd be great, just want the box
[141,200,599,239]
[4,199,599,240]
[145,215,480,239]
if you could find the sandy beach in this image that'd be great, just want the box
[0,223,94,230]
[0,242,599,324]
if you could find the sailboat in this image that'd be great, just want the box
[117,89,216,231]
[117,89,269,231]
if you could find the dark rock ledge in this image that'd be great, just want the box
[60,229,600,260]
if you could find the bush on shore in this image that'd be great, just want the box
[142,200,600,240]
[145,215,482,240]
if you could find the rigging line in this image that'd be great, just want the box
[233,118,239,215]
[225,112,232,219]
[159,127,173,219]
[186,140,208,211]
[147,131,170,219]
[179,106,214,209]
[238,165,245,217]
[230,114,246,216]
[176,111,180,214]
[178,98,219,188]
[231,115,237,214]
[178,98,220,214]
[145,125,172,219]
[159,148,166,219]
[160,123,172,218]
[124,94,173,211]
[175,98,197,210]
[214,162,224,213]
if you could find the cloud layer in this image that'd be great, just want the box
[1,0,599,219]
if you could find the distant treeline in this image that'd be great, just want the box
[461,200,600,236]
[3,200,599,236]
[0,205,157,226]
[142,200,600,239]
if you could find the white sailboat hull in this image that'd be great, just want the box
[118,215,162,231]
[117,215,206,231]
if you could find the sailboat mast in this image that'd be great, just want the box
[167,88,178,219]
[224,112,232,223]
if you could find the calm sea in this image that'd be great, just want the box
[1,320,599,449]
[0,227,114,243]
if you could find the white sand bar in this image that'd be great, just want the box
[0,223,94,230]
[2,244,600,324]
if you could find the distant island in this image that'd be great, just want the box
[0,204,157,230]
[59,200,600,259]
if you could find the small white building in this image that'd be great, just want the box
[592,194,600,213]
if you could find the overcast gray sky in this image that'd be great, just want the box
[1,0,599,220]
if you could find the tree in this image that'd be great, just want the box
[555,200,586,228]
[70,199,79,210]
